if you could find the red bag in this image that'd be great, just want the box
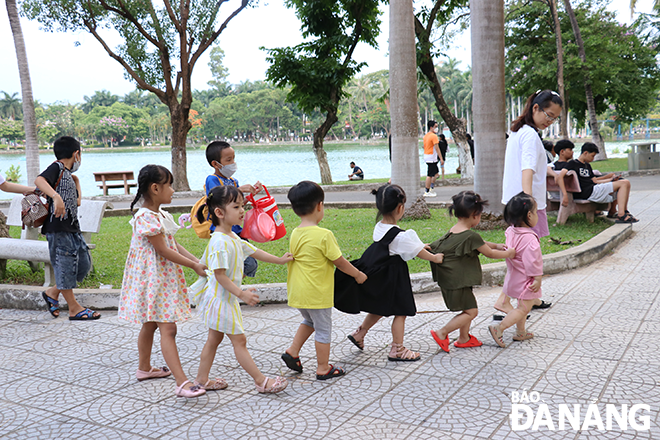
[241,185,286,242]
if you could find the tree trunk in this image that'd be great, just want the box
[169,104,192,191]
[563,0,607,159]
[313,112,336,184]
[414,16,474,178]
[6,0,40,184]
[471,0,506,215]
[549,0,569,138]
[390,0,421,208]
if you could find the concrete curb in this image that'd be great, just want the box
[0,223,632,310]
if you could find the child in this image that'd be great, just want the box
[190,185,291,394]
[35,136,100,321]
[338,184,444,362]
[204,141,263,277]
[489,192,543,348]
[118,164,208,398]
[281,181,367,380]
[429,191,515,352]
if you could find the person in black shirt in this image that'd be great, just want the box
[348,161,364,180]
[565,142,638,223]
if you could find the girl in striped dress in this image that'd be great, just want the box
[190,185,292,394]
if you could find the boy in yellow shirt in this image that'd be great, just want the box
[281,181,367,380]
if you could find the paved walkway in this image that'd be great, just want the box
[1,186,660,439]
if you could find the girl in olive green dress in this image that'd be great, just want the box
[428,191,515,353]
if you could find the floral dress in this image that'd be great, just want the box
[118,208,191,324]
[189,231,256,334]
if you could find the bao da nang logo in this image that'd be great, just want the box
[510,390,651,431]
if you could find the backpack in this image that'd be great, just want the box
[21,166,63,229]
[190,175,236,239]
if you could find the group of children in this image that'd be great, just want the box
[28,136,550,399]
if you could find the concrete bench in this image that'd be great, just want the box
[94,171,137,195]
[547,170,607,225]
[0,196,113,286]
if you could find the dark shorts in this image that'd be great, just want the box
[244,256,258,278]
[441,287,478,312]
[46,232,91,290]
[426,162,439,177]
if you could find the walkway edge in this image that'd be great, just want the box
[0,223,632,310]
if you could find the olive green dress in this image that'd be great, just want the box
[429,230,485,311]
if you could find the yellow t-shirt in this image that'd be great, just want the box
[287,225,343,309]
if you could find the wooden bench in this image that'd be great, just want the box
[94,171,137,195]
[0,196,113,286]
[546,170,608,225]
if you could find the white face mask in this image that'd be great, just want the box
[433,127,439,133]
[70,159,81,173]
[218,162,237,178]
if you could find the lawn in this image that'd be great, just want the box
[2,207,610,289]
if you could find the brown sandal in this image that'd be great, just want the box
[513,332,534,341]
[388,342,421,362]
[347,326,366,350]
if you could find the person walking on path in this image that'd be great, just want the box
[423,120,443,197]
[336,184,444,362]
[189,185,291,394]
[118,165,208,398]
[489,192,543,347]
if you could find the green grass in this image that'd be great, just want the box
[331,174,462,185]
[2,208,610,288]
[591,157,628,173]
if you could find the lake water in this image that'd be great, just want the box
[0,140,632,200]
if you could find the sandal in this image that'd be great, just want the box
[69,308,101,321]
[136,366,171,381]
[347,326,366,350]
[281,352,303,373]
[616,213,639,223]
[196,378,228,391]
[513,332,534,341]
[531,300,552,310]
[430,329,450,353]
[175,380,206,398]
[255,376,288,393]
[454,334,483,348]
[41,291,59,318]
[388,342,421,361]
[489,324,506,348]
[316,364,346,381]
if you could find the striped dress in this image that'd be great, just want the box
[189,231,257,334]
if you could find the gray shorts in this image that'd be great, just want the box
[588,182,616,204]
[298,308,333,344]
[46,232,91,290]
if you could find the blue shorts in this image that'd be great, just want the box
[46,232,91,290]
[298,308,333,344]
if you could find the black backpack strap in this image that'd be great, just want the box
[378,226,404,246]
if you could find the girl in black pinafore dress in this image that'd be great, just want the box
[334,184,444,361]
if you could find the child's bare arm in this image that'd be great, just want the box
[214,268,259,305]
[529,275,542,292]
[0,181,34,194]
[478,243,515,259]
[485,241,506,250]
[174,240,199,262]
[71,174,82,206]
[417,248,443,264]
[251,249,293,264]
[333,256,367,284]
[35,175,65,218]
[147,234,207,276]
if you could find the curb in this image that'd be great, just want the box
[0,223,632,310]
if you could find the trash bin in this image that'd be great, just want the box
[628,142,660,171]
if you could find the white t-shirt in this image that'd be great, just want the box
[501,124,547,210]
[373,222,425,261]
[0,173,5,185]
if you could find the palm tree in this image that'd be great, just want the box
[0,92,22,120]
[5,0,39,183]
[390,0,421,208]
[82,90,120,113]
[471,0,506,215]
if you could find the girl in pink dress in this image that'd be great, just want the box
[489,192,543,348]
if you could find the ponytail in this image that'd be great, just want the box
[131,164,174,214]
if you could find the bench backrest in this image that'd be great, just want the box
[547,170,581,193]
[7,195,113,234]
[93,171,135,182]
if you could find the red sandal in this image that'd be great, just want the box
[454,334,483,348]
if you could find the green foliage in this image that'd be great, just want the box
[81,102,149,142]
[0,118,25,141]
[0,92,22,120]
[2,164,22,182]
[207,45,232,96]
[506,0,660,125]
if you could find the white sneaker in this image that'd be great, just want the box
[423,191,437,197]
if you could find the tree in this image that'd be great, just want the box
[23,0,253,191]
[6,0,40,183]
[0,92,22,120]
[207,45,232,97]
[414,1,474,178]
[81,90,120,113]
[265,0,381,184]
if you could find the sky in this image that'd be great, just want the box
[0,0,656,105]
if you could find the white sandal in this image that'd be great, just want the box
[255,376,288,394]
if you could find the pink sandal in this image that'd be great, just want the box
[175,380,206,398]
[136,366,171,381]
[195,378,228,390]
[255,376,288,394]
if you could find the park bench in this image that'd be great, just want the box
[94,171,137,196]
[0,196,113,286]
[546,170,607,225]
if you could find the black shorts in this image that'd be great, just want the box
[426,162,439,177]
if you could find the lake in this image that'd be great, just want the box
[0,139,631,200]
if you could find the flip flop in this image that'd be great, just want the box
[316,364,346,381]
[281,352,303,373]
[41,291,59,318]
[430,330,450,353]
[454,334,483,348]
[69,308,101,321]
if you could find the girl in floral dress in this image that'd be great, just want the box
[119,165,208,398]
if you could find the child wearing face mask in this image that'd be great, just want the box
[203,141,263,277]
